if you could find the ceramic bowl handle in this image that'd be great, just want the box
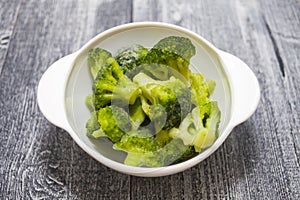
[37,53,76,130]
[218,50,260,126]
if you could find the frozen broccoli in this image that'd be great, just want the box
[93,57,140,110]
[92,56,123,110]
[85,111,101,137]
[129,98,146,130]
[85,93,95,112]
[171,145,197,164]
[169,102,220,152]
[88,48,112,79]
[161,138,194,166]
[115,44,149,74]
[114,130,192,167]
[96,106,132,142]
[113,129,163,167]
[190,73,215,106]
[133,72,191,129]
[140,64,170,81]
[148,104,168,133]
[85,35,221,167]
[200,102,221,149]
[189,73,219,142]
[155,130,172,147]
[115,133,195,167]
[111,75,141,107]
[144,36,196,79]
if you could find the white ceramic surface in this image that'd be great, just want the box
[37,22,260,177]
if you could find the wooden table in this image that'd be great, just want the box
[0,0,299,199]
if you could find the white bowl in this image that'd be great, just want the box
[37,22,260,177]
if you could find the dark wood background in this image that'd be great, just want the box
[0,0,299,199]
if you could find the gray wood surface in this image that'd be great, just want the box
[0,0,299,199]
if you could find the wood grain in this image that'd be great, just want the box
[0,0,22,75]
[0,0,299,199]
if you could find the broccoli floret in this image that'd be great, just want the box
[113,129,163,167]
[114,129,192,167]
[189,73,219,137]
[114,130,159,153]
[161,138,194,166]
[169,102,220,152]
[144,36,196,79]
[171,145,197,164]
[140,64,170,81]
[190,73,216,106]
[93,57,140,110]
[85,93,95,112]
[114,129,199,167]
[148,104,168,133]
[120,150,163,167]
[88,48,112,79]
[129,98,146,130]
[139,95,151,117]
[85,111,101,137]
[200,102,221,148]
[111,75,141,107]
[85,111,109,140]
[169,107,205,152]
[133,72,191,129]
[155,130,172,147]
[142,82,177,113]
[115,44,149,74]
[96,106,132,142]
[93,57,123,110]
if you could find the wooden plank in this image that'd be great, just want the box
[258,0,300,198]
[260,0,300,158]
[0,0,132,199]
[130,174,184,200]
[232,0,300,199]
[0,0,22,75]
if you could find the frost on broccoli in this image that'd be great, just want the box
[111,75,141,107]
[133,72,191,129]
[115,44,149,74]
[85,93,95,112]
[169,102,220,152]
[129,98,146,130]
[113,129,163,167]
[85,111,100,137]
[171,145,197,164]
[88,48,112,79]
[161,138,195,166]
[93,106,132,142]
[144,36,196,79]
[188,73,220,150]
[93,56,140,110]
[113,130,194,167]
[92,56,123,110]
[190,73,215,106]
[200,102,221,149]
[148,104,168,133]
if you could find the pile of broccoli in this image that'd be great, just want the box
[85,36,221,167]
